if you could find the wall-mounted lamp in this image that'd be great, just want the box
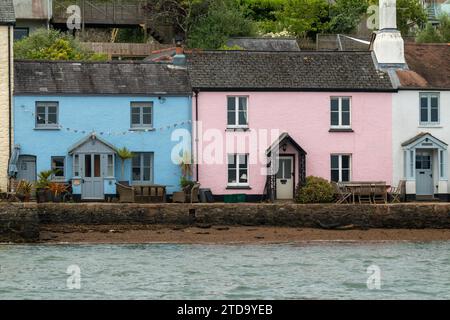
[281,143,288,152]
[158,96,167,104]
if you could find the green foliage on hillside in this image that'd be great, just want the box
[416,14,450,43]
[14,29,108,61]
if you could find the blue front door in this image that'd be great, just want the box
[81,154,104,200]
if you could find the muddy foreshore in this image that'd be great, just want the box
[38,224,450,244]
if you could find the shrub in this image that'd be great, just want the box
[14,28,108,61]
[295,176,334,204]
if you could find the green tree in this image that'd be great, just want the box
[416,14,450,43]
[369,0,427,36]
[187,0,256,49]
[274,0,330,38]
[327,0,369,34]
[14,28,107,61]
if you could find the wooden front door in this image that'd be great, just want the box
[276,155,295,200]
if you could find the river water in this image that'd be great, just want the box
[1,242,450,299]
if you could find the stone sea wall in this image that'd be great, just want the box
[2,202,450,242]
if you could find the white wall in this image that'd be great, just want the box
[0,26,13,191]
[393,90,450,195]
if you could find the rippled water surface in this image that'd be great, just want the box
[1,242,450,299]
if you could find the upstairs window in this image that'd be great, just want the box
[420,93,439,125]
[330,97,351,128]
[36,102,59,129]
[131,102,153,129]
[227,96,248,128]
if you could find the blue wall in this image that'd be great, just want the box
[14,95,192,195]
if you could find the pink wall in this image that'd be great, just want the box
[193,91,392,195]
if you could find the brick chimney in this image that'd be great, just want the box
[373,0,406,66]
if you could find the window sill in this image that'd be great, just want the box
[226,185,252,190]
[34,127,60,131]
[418,124,442,128]
[129,128,155,132]
[329,128,354,132]
[226,127,250,132]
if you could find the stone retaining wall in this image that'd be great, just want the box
[2,202,450,242]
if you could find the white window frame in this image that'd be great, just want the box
[419,92,440,126]
[330,97,351,129]
[106,154,115,178]
[331,154,352,182]
[36,102,59,129]
[131,102,153,129]
[73,154,80,177]
[51,156,65,181]
[227,96,249,129]
[227,154,249,187]
[131,152,154,184]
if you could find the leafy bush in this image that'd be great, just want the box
[416,14,450,43]
[14,28,108,61]
[295,176,334,204]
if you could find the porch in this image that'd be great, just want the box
[401,132,448,201]
[265,133,307,202]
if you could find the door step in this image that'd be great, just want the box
[415,195,440,202]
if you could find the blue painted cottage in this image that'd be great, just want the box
[12,60,192,200]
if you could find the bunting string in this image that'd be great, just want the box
[19,105,192,136]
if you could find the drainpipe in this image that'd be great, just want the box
[194,90,199,182]
[8,25,12,158]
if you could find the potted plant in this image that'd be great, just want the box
[35,170,54,203]
[16,180,33,202]
[49,182,67,203]
[117,147,134,184]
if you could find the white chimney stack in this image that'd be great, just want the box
[373,0,406,66]
[379,0,397,29]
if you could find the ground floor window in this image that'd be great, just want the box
[132,152,153,183]
[51,156,65,181]
[228,154,249,186]
[331,154,351,182]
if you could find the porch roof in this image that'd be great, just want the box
[68,133,118,154]
[266,132,307,156]
[401,132,448,149]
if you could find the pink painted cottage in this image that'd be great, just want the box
[186,50,395,201]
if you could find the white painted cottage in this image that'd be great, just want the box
[373,0,450,200]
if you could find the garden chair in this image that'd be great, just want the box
[357,184,372,204]
[390,180,406,203]
[372,183,387,204]
[331,182,352,204]
[116,182,135,203]
[173,183,201,203]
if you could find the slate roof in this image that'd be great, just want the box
[0,0,15,24]
[14,60,191,95]
[187,50,394,91]
[226,37,300,51]
[396,43,450,90]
